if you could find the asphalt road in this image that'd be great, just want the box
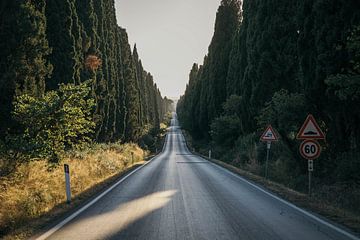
[38,113,358,240]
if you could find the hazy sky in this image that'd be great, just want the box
[115,0,221,98]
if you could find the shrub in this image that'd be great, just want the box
[10,80,95,162]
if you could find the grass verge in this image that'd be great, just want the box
[0,142,149,239]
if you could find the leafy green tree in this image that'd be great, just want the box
[210,95,243,148]
[0,0,178,148]
[203,0,241,136]
[325,26,360,149]
[210,115,241,148]
[256,90,308,139]
[11,81,95,161]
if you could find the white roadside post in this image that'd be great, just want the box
[297,114,325,196]
[208,149,212,159]
[64,164,71,204]
[260,125,279,180]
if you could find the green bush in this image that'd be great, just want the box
[10,80,95,162]
[210,115,241,148]
[256,89,308,137]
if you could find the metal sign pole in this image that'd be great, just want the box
[308,159,314,196]
[64,164,71,204]
[265,141,271,179]
[308,164,311,196]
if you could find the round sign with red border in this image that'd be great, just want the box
[299,140,321,160]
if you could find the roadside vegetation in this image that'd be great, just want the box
[0,143,144,238]
[0,1,175,238]
[0,118,170,239]
[183,130,360,232]
[177,0,360,233]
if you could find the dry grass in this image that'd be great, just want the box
[0,142,147,238]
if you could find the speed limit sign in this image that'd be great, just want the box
[299,139,321,160]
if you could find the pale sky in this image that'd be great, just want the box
[115,0,221,99]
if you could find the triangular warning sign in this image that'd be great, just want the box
[260,125,278,142]
[297,114,325,139]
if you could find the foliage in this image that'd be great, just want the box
[334,150,360,183]
[210,95,243,147]
[0,0,53,137]
[1,0,172,146]
[178,0,360,198]
[85,55,102,72]
[233,133,257,168]
[326,26,360,101]
[256,90,308,138]
[11,81,95,161]
[177,0,241,139]
[210,115,241,148]
[222,94,242,116]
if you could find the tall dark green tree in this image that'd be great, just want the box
[45,0,83,89]
[120,28,141,141]
[1,0,169,145]
[178,0,360,188]
[0,0,52,137]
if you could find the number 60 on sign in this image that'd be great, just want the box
[299,139,321,160]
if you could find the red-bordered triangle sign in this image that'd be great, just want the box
[297,114,325,139]
[260,125,278,142]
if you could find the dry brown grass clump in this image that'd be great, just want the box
[0,142,147,236]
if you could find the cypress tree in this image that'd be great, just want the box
[45,0,83,89]
[120,28,141,141]
[0,0,169,145]
[0,0,52,137]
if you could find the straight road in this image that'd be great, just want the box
[37,113,358,240]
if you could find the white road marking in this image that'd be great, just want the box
[206,159,360,240]
[35,155,158,240]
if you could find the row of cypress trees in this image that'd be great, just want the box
[177,0,360,188]
[0,0,172,144]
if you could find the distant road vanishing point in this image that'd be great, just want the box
[35,113,359,240]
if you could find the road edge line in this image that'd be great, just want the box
[34,154,158,240]
[180,128,359,239]
[207,160,359,240]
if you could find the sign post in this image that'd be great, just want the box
[297,115,325,196]
[308,159,313,195]
[64,164,71,204]
[260,125,279,180]
[265,141,271,179]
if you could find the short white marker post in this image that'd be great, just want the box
[64,164,71,204]
[208,149,212,159]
